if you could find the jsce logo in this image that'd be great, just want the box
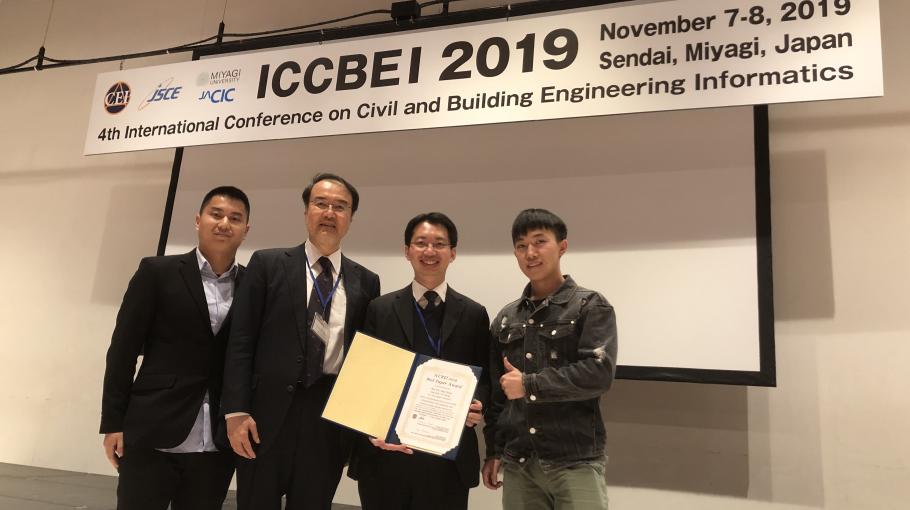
[103,82,131,114]
[138,78,182,111]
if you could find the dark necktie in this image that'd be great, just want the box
[422,290,442,348]
[305,257,334,386]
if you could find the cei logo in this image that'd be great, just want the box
[103,82,131,114]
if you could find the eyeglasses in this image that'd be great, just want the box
[410,241,451,251]
[311,199,349,214]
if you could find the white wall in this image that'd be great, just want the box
[1,1,908,509]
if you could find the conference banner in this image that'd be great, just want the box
[84,0,882,155]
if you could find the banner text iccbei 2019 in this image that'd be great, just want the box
[84,0,882,155]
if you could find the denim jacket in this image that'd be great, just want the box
[483,276,617,470]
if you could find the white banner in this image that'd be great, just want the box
[85,0,882,155]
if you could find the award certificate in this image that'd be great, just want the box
[322,332,480,459]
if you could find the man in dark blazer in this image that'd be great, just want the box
[100,186,251,510]
[222,173,380,510]
[349,212,491,510]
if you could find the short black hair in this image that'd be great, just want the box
[405,212,458,248]
[199,185,250,221]
[301,173,360,214]
[511,208,567,244]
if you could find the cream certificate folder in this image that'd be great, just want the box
[322,332,480,459]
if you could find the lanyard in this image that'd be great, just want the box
[305,256,343,317]
[413,299,442,356]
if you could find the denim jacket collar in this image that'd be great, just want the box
[520,275,577,308]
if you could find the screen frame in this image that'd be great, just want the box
[157,0,776,387]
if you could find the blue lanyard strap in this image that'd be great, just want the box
[305,257,343,316]
[413,299,442,356]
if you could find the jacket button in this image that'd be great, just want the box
[286,384,295,393]
[528,318,535,325]
[519,457,526,463]
[551,330,557,336]
[525,352,533,360]
[296,355,303,364]
[529,427,537,434]
[529,395,537,401]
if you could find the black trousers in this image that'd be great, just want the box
[236,377,349,510]
[116,447,234,510]
[357,450,469,510]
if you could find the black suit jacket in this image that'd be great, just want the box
[348,284,491,488]
[100,249,242,449]
[221,244,380,455]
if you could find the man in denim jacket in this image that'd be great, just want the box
[482,208,618,509]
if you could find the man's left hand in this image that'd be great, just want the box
[465,399,483,427]
[500,357,526,400]
[369,437,413,455]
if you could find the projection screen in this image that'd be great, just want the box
[158,4,774,386]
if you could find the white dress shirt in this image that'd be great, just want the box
[304,241,347,375]
[411,280,448,308]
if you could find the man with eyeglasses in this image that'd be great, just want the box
[221,173,380,510]
[348,212,491,510]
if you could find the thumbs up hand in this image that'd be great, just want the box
[500,357,526,400]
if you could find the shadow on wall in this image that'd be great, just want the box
[91,182,170,306]
[602,378,825,507]
[603,380,751,497]
[769,150,834,320]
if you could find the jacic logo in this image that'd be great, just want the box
[198,88,236,103]
[138,78,182,111]
[103,82,131,114]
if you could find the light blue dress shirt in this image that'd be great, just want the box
[158,248,237,453]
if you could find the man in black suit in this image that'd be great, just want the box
[349,212,491,510]
[222,173,380,510]
[100,186,251,510]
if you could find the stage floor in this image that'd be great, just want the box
[0,462,359,509]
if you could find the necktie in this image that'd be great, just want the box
[305,257,334,386]
[422,290,442,349]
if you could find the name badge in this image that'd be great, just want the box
[311,313,331,344]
